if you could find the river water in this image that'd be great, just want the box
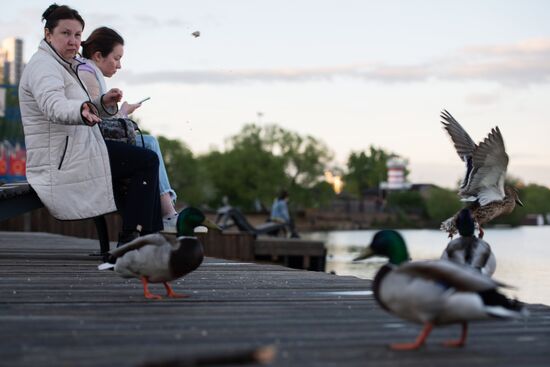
[303,226,550,306]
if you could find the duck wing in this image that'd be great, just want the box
[115,243,173,281]
[441,110,477,192]
[109,233,169,258]
[441,110,509,206]
[441,110,477,159]
[396,260,507,292]
[463,127,509,205]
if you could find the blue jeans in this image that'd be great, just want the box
[136,134,177,203]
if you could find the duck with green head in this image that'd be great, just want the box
[99,207,220,299]
[354,230,526,350]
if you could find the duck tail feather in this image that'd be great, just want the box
[485,305,529,319]
[98,262,115,271]
[479,289,527,318]
[440,216,455,233]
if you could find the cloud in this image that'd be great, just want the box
[118,37,550,86]
[118,63,441,85]
[358,64,434,83]
[449,59,550,85]
[118,65,368,85]
[464,92,501,106]
[444,38,550,85]
[125,14,190,28]
[464,38,550,57]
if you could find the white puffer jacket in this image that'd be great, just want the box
[19,40,118,220]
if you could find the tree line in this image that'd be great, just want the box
[157,122,404,211]
[155,122,550,227]
[156,123,335,211]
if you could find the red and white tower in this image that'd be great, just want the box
[380,158,411,190]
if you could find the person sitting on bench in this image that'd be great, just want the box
[215,197,284,237]
[19,4,163,248]
[270,190,299,238]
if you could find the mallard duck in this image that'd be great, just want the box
[354,230,525,350]
[440,110,523,238]
[441,208,496,276]
[98,207,220,299]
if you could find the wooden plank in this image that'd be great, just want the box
[199,231,255,261]
[1,231,549,367]
[255,237,326,256]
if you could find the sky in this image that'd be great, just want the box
[2,0,550,189]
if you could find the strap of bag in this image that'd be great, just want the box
[127,118,145,147]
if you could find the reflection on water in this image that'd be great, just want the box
[303,226,550,306]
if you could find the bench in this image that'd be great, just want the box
[0,181,111,255]
[215,207,286,237]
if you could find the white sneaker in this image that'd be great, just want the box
[194,225,208,234]
[162,214,178,233]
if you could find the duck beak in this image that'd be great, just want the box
[516,198,524,207]
[201,217,222,231]
[353,247,374,261]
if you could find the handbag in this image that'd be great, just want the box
[99,117,144,146]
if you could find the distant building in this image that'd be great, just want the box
[0,86,5,118]
[1,37,24,84]
[0,48,7,84]
[380,157,412,190]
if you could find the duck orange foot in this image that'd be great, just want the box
[443,322,467,348]
[390,324,433,350]
[164,282,190,299]
[141,277,162,300]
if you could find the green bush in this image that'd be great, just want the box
[424,187,462,223]
[387,191,427,217]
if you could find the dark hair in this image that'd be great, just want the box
[278,190,289,200]
[81,27,124,59]
[42,4,85,31]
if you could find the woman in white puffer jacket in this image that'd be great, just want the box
[19,4,163,245]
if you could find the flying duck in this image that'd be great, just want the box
[440,110,523,238]
[99,207,220,299]
[354,230,526,350]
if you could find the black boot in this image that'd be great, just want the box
[116,230,140,248]
[103,230,140,263]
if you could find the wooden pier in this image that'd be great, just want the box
[201,231,326,271]
[1,231,549,366]
[1,208,326,271]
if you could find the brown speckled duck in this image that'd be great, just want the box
[439,110,523,238]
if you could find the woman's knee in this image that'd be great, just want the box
[141,134,159,150]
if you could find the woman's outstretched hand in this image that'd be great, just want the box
[81,102,101,126]
[102,88,123,109]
